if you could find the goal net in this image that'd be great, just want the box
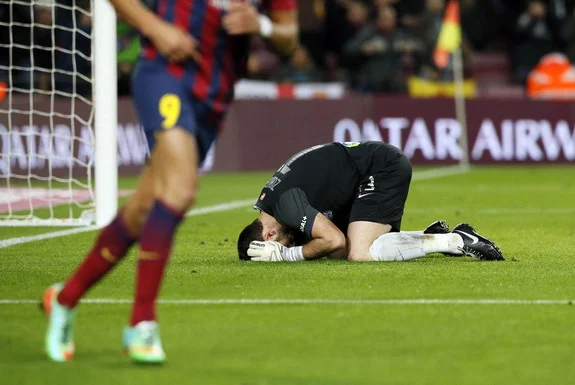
[0,0,117,227]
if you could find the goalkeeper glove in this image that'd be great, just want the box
[247,241,304,262]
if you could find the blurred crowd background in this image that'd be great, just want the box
[2,0,575,98]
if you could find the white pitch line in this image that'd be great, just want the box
[185,199,254,217]
[412,165,469,181]
[0,165,466,250]
[480,208,575,215]
[406,208,575,215]
[0,226,98,249]
[0,199,255,250]
[415,184,571,192]
[0,298,573,305]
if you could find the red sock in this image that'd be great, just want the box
[57,212,137,308]
[130,200,184,326]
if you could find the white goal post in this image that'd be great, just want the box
[0,0,118,227]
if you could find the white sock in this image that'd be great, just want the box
[399,230,424,235]
[369,233,464,262]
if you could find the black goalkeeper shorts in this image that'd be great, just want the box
[348,150,412,231]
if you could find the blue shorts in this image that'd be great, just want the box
[132,59,222,163]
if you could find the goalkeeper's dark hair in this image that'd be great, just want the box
[237,219,264,260]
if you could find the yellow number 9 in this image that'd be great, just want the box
[159,94,181,129]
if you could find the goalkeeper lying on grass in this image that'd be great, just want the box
[237,141,504,262]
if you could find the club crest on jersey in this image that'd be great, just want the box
[209,0,262,10]
[323,210,333,220]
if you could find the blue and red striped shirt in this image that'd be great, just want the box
[141,0,295,114]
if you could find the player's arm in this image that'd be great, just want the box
[108,0,199,62]
[266,7,299,56]
[301,213,346,260]
[248,213,345,262]
[223,2,298,56]
[248,188,345,262]
[326,247,348,260]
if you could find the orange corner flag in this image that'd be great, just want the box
[433,0,461,69]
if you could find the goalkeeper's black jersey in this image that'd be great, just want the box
[253,141,406,236]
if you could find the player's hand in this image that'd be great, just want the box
[247,241,285,262]
[223,3,261,36]
[148,19,200,63]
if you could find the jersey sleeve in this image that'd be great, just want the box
[273,188,319,237]
[266,0,296,12]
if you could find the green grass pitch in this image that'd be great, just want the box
[1,166,574,385]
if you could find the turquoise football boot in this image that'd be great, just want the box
[42,283,76,362]
[123,321,166,364]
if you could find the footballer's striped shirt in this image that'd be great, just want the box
[140,0,296,114]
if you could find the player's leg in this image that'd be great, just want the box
[348,151,503,261]
[125,63,203,363]
[346,153,467,261]
[131,128,198,319]
[368,228,465,261]
[122,164,157,235]
[57,165,156,306]
[346,221,392,261]
[43,166,156,362]
[125,129,198,364]
[346,220,463,261]
[347,220,466,261]
[346,151,412,261]
[368,224,504,261]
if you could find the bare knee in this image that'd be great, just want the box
[123,193,154,234]
[160,180,197,211]
[346,222,392,262]
[129,195,153,218]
